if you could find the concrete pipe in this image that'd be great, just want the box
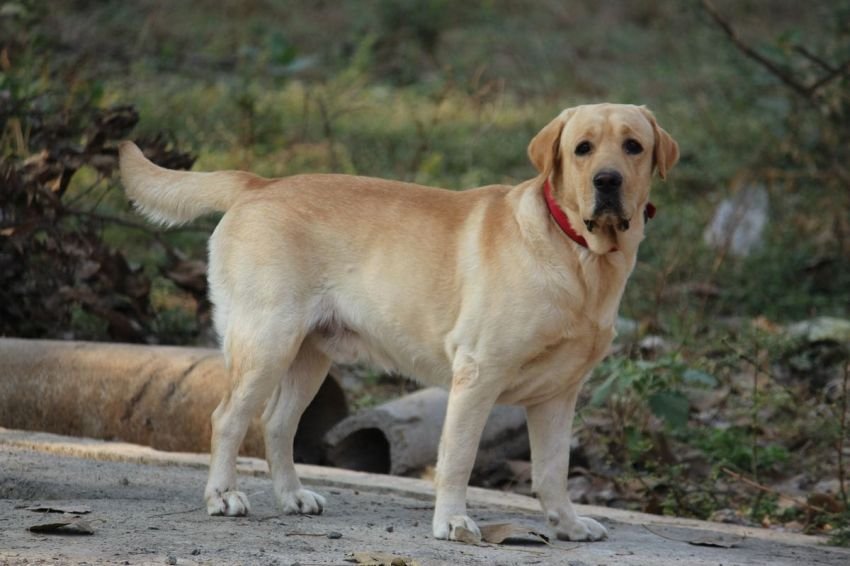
[323,387,528,476]
[0,338,348,461]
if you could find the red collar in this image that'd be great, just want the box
[542,179,656,252]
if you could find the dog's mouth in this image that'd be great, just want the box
[584,203,630,234]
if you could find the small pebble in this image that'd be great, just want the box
[165,556,177,565]
[327,531,342,539]
[190,549,201,556]
[386,525,394,533]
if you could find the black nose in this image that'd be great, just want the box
[593,169,623,193]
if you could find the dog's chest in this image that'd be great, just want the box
[497,314,616,405]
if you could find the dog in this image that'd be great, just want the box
[119,103,678,542]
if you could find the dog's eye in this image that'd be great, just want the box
[623,139,643,155]
[574,141,592,156]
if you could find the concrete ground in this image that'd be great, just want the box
[1,428,848,566]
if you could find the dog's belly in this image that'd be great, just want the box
[308,325,452,387]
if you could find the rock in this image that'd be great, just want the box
[639,335,670,355]
[616,317,639,342]
[786,317,850,344]
[703,184,768,257]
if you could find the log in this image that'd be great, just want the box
[0,338,347,461]
[323,387,528,475]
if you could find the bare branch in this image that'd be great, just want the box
[701,0,811,98]
[806,57,850,93]
[700,0,849,100]
[793,45,837,73]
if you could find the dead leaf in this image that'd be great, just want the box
[686,534,743,548]
[808,492,844,514]
[452,525,482,544]
[644,525,744,548]
[165,258,207,293]
[25,504,91,515]
[479,522,550,545]
[28,519,94,535]
[346,551,420,566]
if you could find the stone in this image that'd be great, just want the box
[703,184,768,257]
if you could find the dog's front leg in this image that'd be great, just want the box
[432,361,500,542]
[526,389,607,541]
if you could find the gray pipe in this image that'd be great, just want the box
[323,387,528,476]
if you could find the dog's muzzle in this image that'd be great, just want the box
[586,169,629,233]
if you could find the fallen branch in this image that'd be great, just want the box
[720,467,828,514]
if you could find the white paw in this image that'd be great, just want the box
[206,489,251,516]
[433,514,481,542]
[552,513,607,541]
[278,488,326,515]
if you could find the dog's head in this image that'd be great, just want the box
[528,104,679,254]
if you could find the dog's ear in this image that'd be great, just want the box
[528,108,575,176]
[639,107,680,180]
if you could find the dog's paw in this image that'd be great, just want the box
[278,488,326,515]
[206,489,251,517]
[551,512,607,541]
[433,514,481,542]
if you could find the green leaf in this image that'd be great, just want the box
[682,369,718,388]
[648,390,690,429]
[590,371,620,406]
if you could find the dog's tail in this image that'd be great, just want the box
[118,141,265,227]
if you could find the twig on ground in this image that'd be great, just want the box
[147,505,205,518]
[642,524,689,542]
[720,467,827,515]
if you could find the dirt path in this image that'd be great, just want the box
[1,429,848,565]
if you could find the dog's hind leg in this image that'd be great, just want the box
[261,338,331,515]
[205,315,305,517]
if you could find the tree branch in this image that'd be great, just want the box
[700,0,812,99]
[806,57,850,93]
[701,0,850,101]
[793,45,837,73]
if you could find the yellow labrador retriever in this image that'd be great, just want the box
[119,103,678,542]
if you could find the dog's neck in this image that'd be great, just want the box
[509,178,648,325]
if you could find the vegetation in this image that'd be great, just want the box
[1,0,847,544]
